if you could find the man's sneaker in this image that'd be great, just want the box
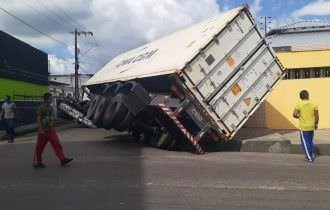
[304,158,314,162]
[33,163,46,168]
[61,158,73,166]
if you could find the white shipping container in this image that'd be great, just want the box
[86,5,285,139]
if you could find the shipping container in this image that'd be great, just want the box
[63,5,285,153]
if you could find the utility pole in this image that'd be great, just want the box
[72,29,93,100]
[259,16,271,35]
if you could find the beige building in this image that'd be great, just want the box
[246,21,330,129]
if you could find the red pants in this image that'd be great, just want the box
[33,130,66,165]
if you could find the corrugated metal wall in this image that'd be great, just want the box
[0,30,48,85]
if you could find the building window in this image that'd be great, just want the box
[283,68,330,80]
[304,69,310,78]
[314,69,320,78]
[294,70,301,79]
[325,69,330,77]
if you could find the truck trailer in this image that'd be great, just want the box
[61,5,285,153]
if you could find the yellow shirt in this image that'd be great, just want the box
[294,100,318,131]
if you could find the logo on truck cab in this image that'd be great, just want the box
[116,49,159,68]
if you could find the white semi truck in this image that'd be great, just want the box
[61,5,285,153]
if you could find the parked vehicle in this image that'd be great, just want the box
[61,5,285,153]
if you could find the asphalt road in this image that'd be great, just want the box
[0,127,330,210]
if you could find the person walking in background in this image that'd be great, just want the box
[0,96,16,143]
[33,93,73,168]
[293,90,319,162]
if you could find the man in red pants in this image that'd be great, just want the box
[33,93,73,168]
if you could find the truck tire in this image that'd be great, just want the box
[103,82,122,97]
[113,112,133,132]
[102,94,128,130]
[86,95,102,119]
[92,96,110,127]
[117,81,135,94]
[157,132,174,149]
[163,138,176,150]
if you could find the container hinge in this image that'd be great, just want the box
[210,80,217,89]
[199,64,207,75]
[226,22,232,32]
[222,97,229,106]
[199,49,206,58]
[239,12,245,19]
[231,110,239,118]
[213,35,219,45]
[185,63,193,72]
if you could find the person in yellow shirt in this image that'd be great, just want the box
[293,90,319,162]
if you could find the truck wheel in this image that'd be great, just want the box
[92,96,110,127]
[86,95,101,119]
[103,82,122,97]
[114,112,133,132]
[166,138,176,150]
[157,132,174,149]
[102,96,128,130]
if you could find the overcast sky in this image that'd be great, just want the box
[0,0,330,75]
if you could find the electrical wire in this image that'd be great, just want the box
[0,6,68,47]
[35,0,77,30]
[48,0,87,31]
[20,0,72,31]
[1,2,102,74]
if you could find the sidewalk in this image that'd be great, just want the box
[0,120,80,143]
[236,128,330,155]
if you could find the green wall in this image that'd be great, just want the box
[0,77,48,100]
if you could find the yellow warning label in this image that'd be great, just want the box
[244,98,251,106]
[226,56,235,67]
[231,83,242,96]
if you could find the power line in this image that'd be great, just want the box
[21,0,99,62]
[32,0,101,67]
[48,0,87,31]
[35,0,77,30]
[45,0,103,64]
[20,0,72,31]
[0,6,68,46]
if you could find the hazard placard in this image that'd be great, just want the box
[244,98,251,106]
[226,56,235,67]
[231,83,241,96]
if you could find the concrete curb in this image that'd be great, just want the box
[0,120,81,141]
[239,132,330,156]
[240,133,292,153]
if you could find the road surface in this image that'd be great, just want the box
[0,127,329,210]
